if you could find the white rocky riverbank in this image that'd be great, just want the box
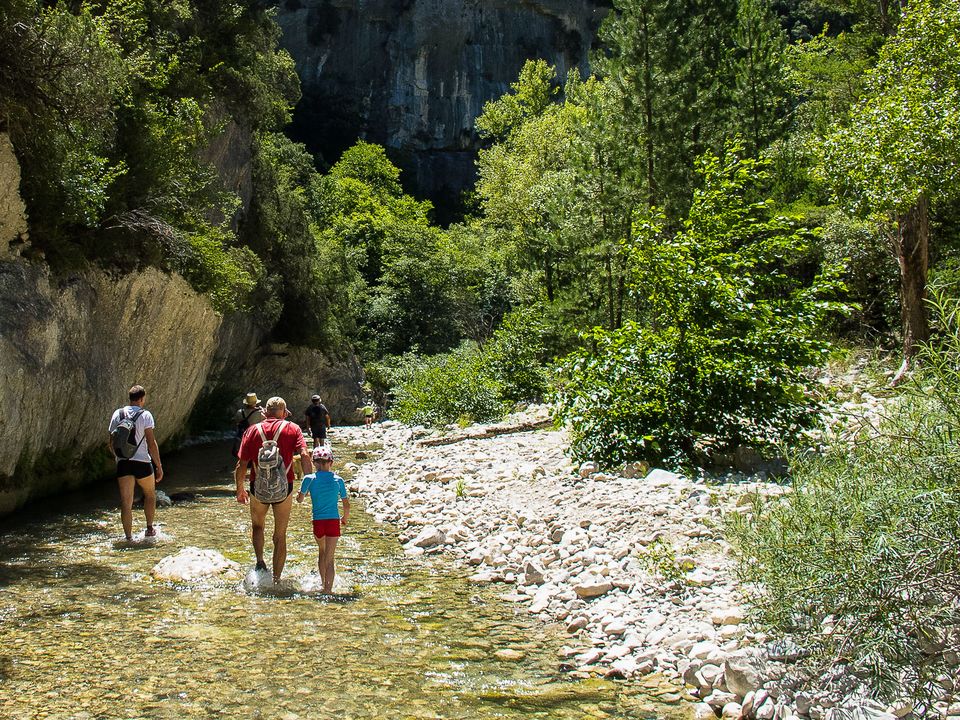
[334,406,827,720]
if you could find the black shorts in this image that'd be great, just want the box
[116,459,154,480]
[310,427,327,441]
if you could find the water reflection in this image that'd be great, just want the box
[0,440,675,719]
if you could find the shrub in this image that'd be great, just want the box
[729,289,960,703]
[390,344,506,427]
[483,305,549,403]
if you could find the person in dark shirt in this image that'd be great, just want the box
[304,394,331,448]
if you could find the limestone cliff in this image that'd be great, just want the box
[0,259,365,515]
[276,0,606,214]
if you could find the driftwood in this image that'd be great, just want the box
[416,418,554,447]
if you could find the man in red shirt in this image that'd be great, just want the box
[235,396,311,583]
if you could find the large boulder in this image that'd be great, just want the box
[723,649,771,698]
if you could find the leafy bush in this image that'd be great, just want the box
[729,289,960,703]
[555,145,846,468]
[390,344,505,427]
[484,305,549,403]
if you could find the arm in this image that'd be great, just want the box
[144,427,163,482]
[339,479,350,526]
[296,475,310,503]
[234,459,249,504]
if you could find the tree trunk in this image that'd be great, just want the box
[893,194,930,383]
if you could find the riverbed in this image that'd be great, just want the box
[0,440,678,719]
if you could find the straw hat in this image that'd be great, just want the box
[244,392,259,406]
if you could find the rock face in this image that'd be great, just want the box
[233,342,364,424]
[0,133,29,256]
[275,0,606,214]
[0,261,223,513]
[0,259,364,515]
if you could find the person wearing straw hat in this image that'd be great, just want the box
[232,392,264,458]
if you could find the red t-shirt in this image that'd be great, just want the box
[238,419,306,485]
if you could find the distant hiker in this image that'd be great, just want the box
[361,401,375,428]
[296,445,350,593]
[232,392,265,458]
[234,396,311,583]
[304,394,331,448]
[108,384,163,540]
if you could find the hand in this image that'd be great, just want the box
[340,515,349,528]
[155,466,164,482]
[236,487,249,505]
[296,492,304,504]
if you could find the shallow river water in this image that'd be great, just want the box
[0,440,679,719]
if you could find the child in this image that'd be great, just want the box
[296,445,350,593]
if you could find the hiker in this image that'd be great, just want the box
[107,385,163,540]
[296,445,350,593]
[232,392,265,458]
[304,394,331,448]
[234,396,311,583]
[361,401,375,428]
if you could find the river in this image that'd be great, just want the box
[0,440,680,719]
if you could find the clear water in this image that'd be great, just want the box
[0,441,681,719]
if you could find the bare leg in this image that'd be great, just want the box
[249,497,269,568]
[117,476,136,540]
[138,475,156,534]
[316,541,328,589]
[270,494,294,583]
[322,536,339,593]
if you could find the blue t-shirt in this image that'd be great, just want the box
[299,471,347,520]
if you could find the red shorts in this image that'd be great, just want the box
[312,519,342,538]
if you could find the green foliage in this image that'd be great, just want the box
[177,225,261,313]
[476,60,559,142]
[821,0,960,217]
[596,0,790,219]
[372,305,550,427]
[729,289,960,703]
[638,538,693,585]
[483,305,549,403]
[0,0,300,319]
[389,344,505,427]
[555,144,846,467]
[312,140,473,357]
[248,131,345,343]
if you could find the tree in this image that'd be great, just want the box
[595,0,790,221]
[821,0,960,378]
[556,144,844,467]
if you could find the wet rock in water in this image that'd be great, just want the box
[152,547,240,581]
[167,492,199,503]
[494,648,526,662]
[155,490,173,507]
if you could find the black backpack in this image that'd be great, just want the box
[236,406,261,438]
[111,408,145,459]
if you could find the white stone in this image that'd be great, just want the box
[152,547,239,581]
[710,606,746,626]
[573,575,613,599]
[694,703,718,720]
[690,641,722,661]
[579,461,598,477]
[721,703,743,719]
